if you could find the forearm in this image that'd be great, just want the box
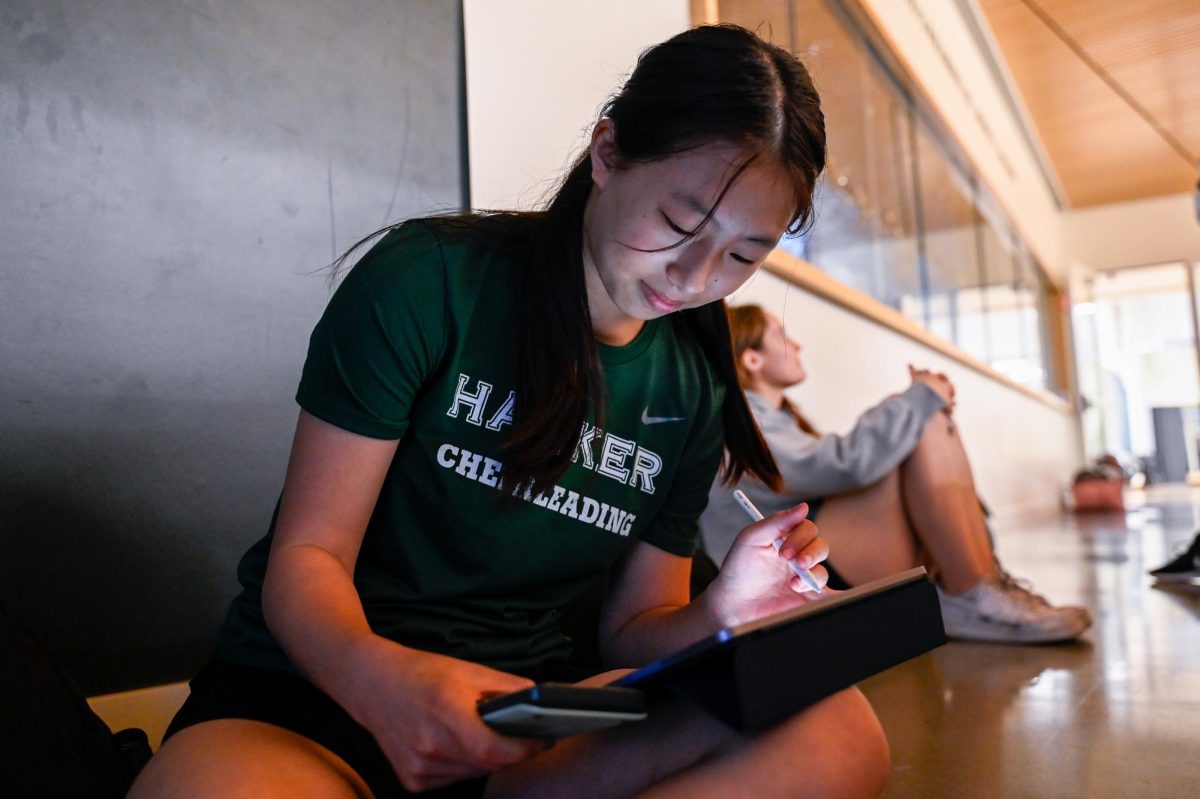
[600,593,726,667]
[261,543,400,720]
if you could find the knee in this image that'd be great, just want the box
[872,466,903,495]
[778,688,891,798]
[835,689,891,796]
[127,721,371,799]
[916,412,960,455]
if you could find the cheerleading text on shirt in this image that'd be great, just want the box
[445,372,663,495]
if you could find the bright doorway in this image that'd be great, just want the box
[1073,262,1200,483]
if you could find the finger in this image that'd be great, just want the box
[787,533,830,570]
[789,564,829,593]
[473,677,538,712]
[484,675,538,696]
[776,518,819,560]
[394,754,489,793]
[406,768,491,793]
[739,503,809,546]
[485,735,550,765]
[469,727,548,766]
[778,522,825,565]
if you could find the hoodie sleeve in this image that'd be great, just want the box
[765,382,946,499]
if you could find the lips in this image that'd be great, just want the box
[640,281,682,313]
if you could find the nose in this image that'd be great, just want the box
[664,239,718,297]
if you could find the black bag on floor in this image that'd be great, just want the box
[0,603,141,798]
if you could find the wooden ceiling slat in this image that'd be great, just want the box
[979,0,1199,207]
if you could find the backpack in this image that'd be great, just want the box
[0,603,150,798]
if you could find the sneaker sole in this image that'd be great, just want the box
[941,610,1091,644]
[943,624,1087,644]
[1149,571,1200,583]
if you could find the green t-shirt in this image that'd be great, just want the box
[217,218,726,675]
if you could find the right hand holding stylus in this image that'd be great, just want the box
[705,503,829,626]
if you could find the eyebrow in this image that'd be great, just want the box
[670,192,778,247]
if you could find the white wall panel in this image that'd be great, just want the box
[464,0,689,210]
[728,270,1081,522]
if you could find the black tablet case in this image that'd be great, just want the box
[620,568,946,732]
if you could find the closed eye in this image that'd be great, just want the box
[731,253,754,265]
[661,211,695,237]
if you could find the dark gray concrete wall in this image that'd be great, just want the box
[0,0,465,694]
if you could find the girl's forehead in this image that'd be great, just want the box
[648,142,765,183]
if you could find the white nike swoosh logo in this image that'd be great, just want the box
[642,408,686,425]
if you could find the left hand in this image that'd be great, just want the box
[703,503,830,626]
[909,365,956,415]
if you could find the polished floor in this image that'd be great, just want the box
[860,484,1200,799]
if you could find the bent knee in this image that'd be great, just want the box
[822,688,890,796]
[781,688,890,798]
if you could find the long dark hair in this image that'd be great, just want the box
[337,25,826,494]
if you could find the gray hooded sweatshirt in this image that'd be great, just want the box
[699,383,945,565]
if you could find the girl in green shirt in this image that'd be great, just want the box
[131,24,890,799]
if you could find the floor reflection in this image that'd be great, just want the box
[861,485,1200,798]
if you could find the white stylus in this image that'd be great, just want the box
[732,489,822,593]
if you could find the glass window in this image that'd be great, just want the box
[789,1,920,310]
[718,0,1057,393]
[912,119,985,352]
[1015,247,1048,389]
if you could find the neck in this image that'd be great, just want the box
[584,264,644,345]
[747,380,786,410]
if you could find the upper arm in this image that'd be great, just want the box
[270,410,400,575]
[272,224,449,569]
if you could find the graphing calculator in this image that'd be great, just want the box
[477,683,648,739]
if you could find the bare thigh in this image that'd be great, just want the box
[487,682,889,799]
[127,719,374,799]
[815,469,923,586]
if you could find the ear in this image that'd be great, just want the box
[740,348,764,376]
[589,119,619,189]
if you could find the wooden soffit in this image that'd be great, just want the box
[978,0,1200,208]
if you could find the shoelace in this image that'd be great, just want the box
[994,567,1052,609]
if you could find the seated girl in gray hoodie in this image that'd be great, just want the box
[701,304,1091,644]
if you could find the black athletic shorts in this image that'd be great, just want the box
[165,659,491,798]
[822,559,852,591]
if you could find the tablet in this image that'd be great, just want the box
[615,567,945,731]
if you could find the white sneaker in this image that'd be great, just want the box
[936,573,1092,644]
